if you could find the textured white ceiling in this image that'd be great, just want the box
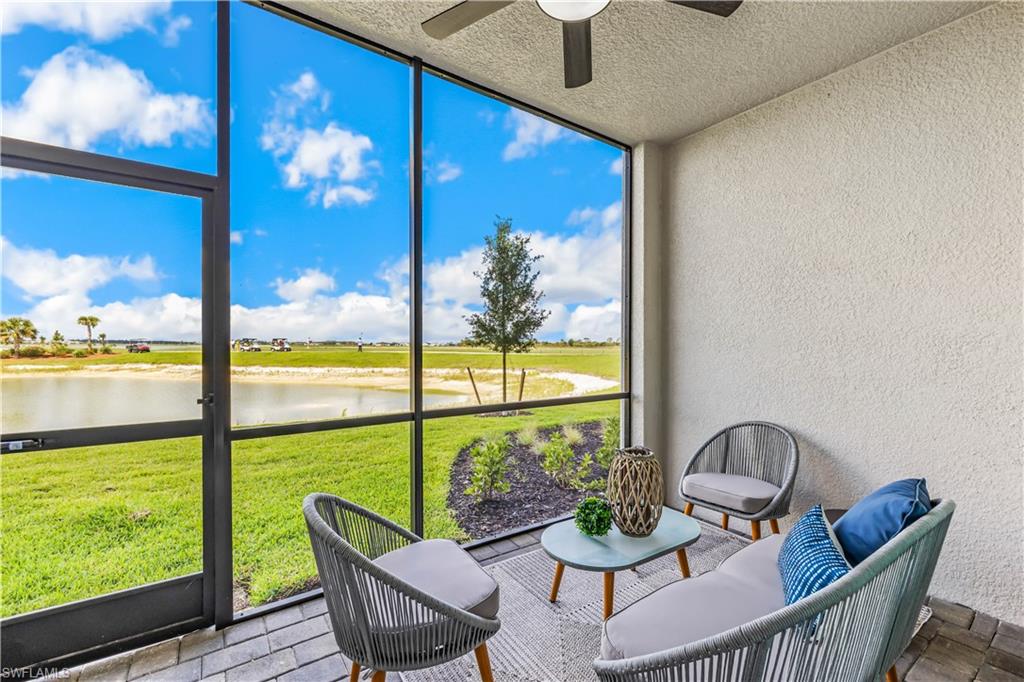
[283,0,988,144]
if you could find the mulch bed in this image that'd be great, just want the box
[447,421,609,540]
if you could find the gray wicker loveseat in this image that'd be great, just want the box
[594,499,955,682]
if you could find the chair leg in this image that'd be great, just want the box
[721,513,729,530]
[751,520,761,541]
[886,666,898,682]
[684,502,694,515]
[675,548,691,578]
[474,643,494,682]
[371,671,386,682]
[350,662,361,680]
[549,561,565,602]
[769,518,781,535]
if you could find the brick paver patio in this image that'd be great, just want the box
[56,529,1024,682]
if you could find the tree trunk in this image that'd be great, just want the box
[86,327,93,352]
[501,351,507,403]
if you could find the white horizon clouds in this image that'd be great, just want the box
[1,46,213,151]
[2,211,622,342]
[261,71,377,208]
[503,109,576,161]
[1,237,158,301]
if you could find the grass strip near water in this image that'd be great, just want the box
[1,345,621,380]
[1,400,619,615]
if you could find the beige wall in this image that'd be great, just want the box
[653,3,1023,623]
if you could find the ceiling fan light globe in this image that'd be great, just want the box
[536,0,611,23]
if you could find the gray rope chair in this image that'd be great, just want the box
[303,493,500,682]
[680,422,799,540]
[593,499,955,682]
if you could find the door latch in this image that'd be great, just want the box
[196,393,215,406]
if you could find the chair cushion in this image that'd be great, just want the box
[682,472,781,514]
[833,478,931,565]
[778,505,851,605]
[600,535,786,660]
[374,539,499,619]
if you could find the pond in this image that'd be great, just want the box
[1,374,465,433]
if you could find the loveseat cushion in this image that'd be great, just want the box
[374,539,499,619]
[683,473,781,514]
[601,535,785,660]
[833,478,931,565]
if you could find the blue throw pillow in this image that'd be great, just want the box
[833,479,931,565]
[778,505,851,605]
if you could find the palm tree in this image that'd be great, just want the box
[1,317,39,358]
[77,315,100,353]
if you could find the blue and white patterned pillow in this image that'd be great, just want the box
[778,505,852,605]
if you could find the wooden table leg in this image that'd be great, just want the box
[769,519,781,535]
[683,502,694,515]
[549,561,565,603]
[603,572,615,619]
[675,548,691,578]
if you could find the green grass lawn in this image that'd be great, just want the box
[2,344,621,380]
[1,400,619,615]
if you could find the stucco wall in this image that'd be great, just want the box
[657,3,1023,623]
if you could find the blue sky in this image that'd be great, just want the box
[1,1,624,343]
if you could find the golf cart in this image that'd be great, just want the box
[270,338,292,352]
[238,338,261,352]
[126,340,151,353]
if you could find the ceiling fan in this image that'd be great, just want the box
[421,0,743,89]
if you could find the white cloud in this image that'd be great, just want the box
[567,202,622,232]
[1,237,157,300]
[230,231,244,245]
[565,300,621,341]
[273,268,336,303]
[1,46,212,151]
[253,228,269,238]
[161,14,191,46]
[1,1,171,41]
[610,156,623,175]
[502,109,574,161]
[433,160,463,184]
[261,72,376,208]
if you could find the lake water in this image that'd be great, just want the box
[1,374,465,433]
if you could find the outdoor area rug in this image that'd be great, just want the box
[401,520,749,682]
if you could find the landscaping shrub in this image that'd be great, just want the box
[73,349,88,358]
[464,437,512,501]
[18,346,47,358]
[516,425,539,450]
[596,415,621,469]
[0,350,10,359]
[542,433,592,489]
[562,424,584,446]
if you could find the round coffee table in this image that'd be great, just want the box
[540,506,701,619]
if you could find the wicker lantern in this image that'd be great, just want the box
[606,446,664,537]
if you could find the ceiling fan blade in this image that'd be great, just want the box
[562,19,593,88]
[421,1,514,39]
[666,1,743,18]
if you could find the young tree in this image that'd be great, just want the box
[50,330,69,356]
[77,315,100,353]
[1,317,38,358]
[465,218,550,402]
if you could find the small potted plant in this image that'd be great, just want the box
[574,496,613,537]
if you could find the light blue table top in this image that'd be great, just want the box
[541,507,701,572]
